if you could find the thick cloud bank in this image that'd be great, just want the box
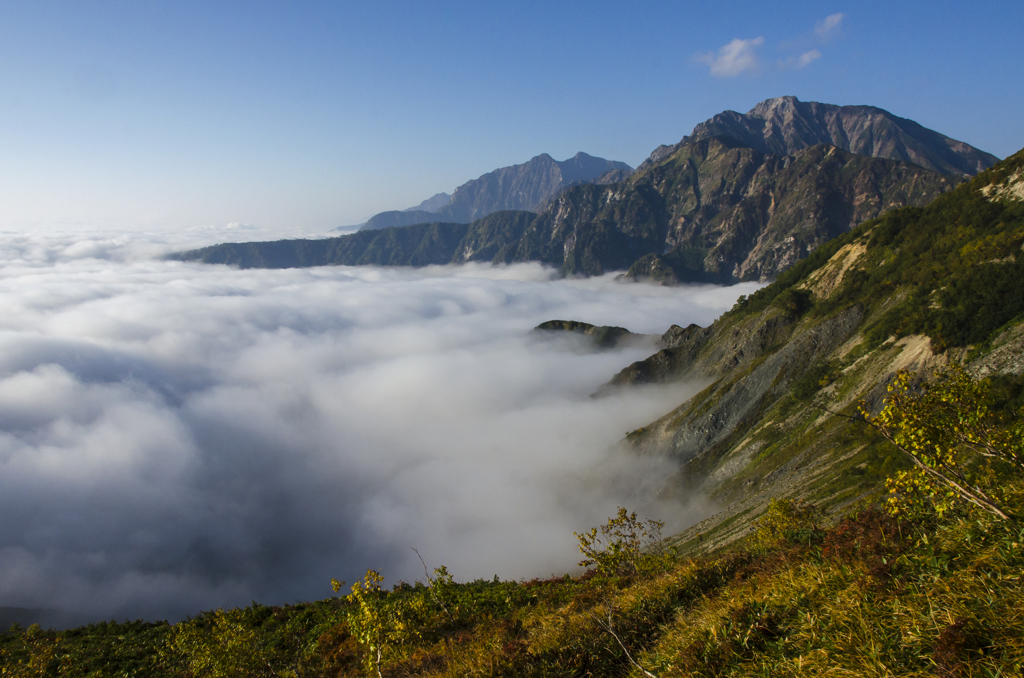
[0,230,760,623]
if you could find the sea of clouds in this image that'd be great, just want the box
[0,227,761,623]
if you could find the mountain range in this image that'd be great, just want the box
[404,192,451,213]
[348,152,632,231]
[174,96,992,282]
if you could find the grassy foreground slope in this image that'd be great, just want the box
[2,496,1022,676]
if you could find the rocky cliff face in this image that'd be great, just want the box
[641,96,999,177]
[512,138,961,281]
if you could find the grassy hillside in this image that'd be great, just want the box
[3,491,1022,676]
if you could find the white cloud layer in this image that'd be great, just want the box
[0,230,760,623]
[696,37,764,78]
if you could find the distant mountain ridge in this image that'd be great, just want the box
[356,152,632,230]
[640,96,999,176]
[358,210,441,231]
[405,192,451,213]
[177,97,996,282]
[175,140,960,281]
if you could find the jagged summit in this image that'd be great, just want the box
[642,96,999,176]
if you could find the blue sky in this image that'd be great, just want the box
[1,1,1021,234]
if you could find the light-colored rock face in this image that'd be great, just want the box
[981,168,1024,202]
[971,321,1024,377]
[800,242,868,301]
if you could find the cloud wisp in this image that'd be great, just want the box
[781,49,822,71]
[0,231,759,623]
[815,13,845,40]
[699,12,846,77]
[696,37,764,78]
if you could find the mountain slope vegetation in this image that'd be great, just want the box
[3,489,1021,676]
[606,147,1024,551]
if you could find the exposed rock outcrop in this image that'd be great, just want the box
[532,320,653,350]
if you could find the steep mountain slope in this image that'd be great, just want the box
[641,96,999,176]
[601,148,1024,551]
[433,151,633,223]
[515,138,960,281]
[355,152,632,230]
[175,140,959,281]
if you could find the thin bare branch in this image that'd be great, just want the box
[412,548,454,622]
[591,604,657,678]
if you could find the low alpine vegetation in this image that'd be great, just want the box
[2,368,1023,676]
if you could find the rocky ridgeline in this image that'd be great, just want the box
[174,97,997,284]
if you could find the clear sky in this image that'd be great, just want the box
[1,0,1021,234]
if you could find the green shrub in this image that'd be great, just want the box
[751,498,822,552]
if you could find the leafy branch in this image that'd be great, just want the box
[819,365,1022,520]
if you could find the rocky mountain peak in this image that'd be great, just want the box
[352,152,633,231]
[431,152,632,223]
[748,94,801,118]
[641,96,999,177]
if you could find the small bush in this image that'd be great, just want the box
[575,507,668,576]
[751,498,822,552]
